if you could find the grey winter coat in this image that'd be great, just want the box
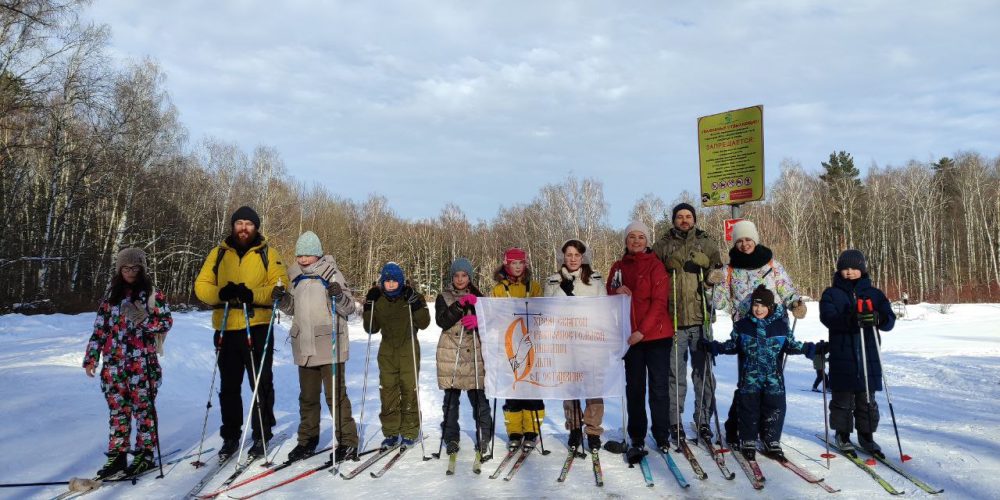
[279,255,356,367]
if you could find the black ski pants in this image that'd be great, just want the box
[736,390,786,447]
[216,324,275,442]
[624,338,672,446]
[830,390,879,434]
[441,388,492,446]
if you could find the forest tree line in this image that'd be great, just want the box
[3,1,999,312]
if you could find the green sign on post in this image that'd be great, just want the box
[697,105,764,206]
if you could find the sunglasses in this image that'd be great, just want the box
[121,265,142,273]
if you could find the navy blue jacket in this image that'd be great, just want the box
[820,273,896,392]
[711,306,815,395]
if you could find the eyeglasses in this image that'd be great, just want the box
[121,265,142,273]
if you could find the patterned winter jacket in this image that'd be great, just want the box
[713,245,800,323]
[711,305,815,395]
[820,273,896,392]
[435,283,485,390]
[83,288,173,385]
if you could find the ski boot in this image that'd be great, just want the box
[248,437,268,459]
[507,433,523,451]
[446,441,460,456]
[95,452,127,480]
[380,435,400,450]
[587,434,601,452]
[567,428,582,449]
[763,441,784,459]
[400,437,416,449]
[834,432,856,456]
[857,432,884,458]
[286,438,318,463]
[218,438,239,460]
[125,451,155,477]
[335,445,358,462]
[625,443,647,464]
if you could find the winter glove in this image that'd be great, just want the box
[231,283,254,304]
[690,251,711,269]
[803,342,818,360]
[859,311,879,327]
[457,294,478,307]
[404,288,425,312]
[364,287,380,311]
[559,279,575,296]
[122,300,148,324]
[460,315,478,330]
[706,268,724,285]
[665,256,685,272]
[790,299,807,319]
[218,282,239,302]
[698,338,720,357]
[326,281,343,298]
[813,340,828,357]
[271,285,286,302]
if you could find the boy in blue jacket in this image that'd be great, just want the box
[703,285,821,460]
[820,250,896,457]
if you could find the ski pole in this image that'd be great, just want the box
[472,309,488,460]
[330,290,339,457]
[855,297,876,465]
[821,360,835,467]
[696,269,711,435]
[433,319,467,459]
[193,302,230,467]
[237,301,272,466]
[695,270,727,450]
[358,298,375,451]
[872,319,909,462]
[531,409,551,455]
[407,300,432,460]
[670,269,682,449]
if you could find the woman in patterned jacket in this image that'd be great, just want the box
[83,248,173,479]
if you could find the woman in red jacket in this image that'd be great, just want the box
[607,221,673,464]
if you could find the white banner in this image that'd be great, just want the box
[475,295,631,399]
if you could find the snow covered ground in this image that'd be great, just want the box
[1,302,998,499]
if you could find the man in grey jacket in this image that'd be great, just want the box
[652,203,724,444]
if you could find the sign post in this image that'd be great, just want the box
[697,105,765,219]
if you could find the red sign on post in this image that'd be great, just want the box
[724,218,745,242]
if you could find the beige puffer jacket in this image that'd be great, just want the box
[434,283,486,390]
[279,255,355,367]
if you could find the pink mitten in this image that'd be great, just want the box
[457,294,478,307]
[460,315,478,329]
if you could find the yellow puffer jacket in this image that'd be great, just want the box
[194,236,287,330]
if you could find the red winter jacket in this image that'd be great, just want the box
[607,249,673,342]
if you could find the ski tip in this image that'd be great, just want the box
[865,458,876,466]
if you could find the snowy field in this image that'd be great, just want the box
[1,302,999,499]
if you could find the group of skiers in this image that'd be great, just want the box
[81,203,896,479]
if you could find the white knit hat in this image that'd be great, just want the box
[731,220,760,245]
[624,221,652,245]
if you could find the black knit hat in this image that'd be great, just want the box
[751,285,775,309]
[672,202,697,224]
[231,206,261,229]
[836,249,867,274]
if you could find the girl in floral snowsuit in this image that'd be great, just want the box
[83,248,172,479]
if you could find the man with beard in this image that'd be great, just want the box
[652,203,723,445]
[195,206,287,459]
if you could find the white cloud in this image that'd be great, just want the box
[84,0,1000,225]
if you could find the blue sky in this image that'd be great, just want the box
[85,1,1000,226]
